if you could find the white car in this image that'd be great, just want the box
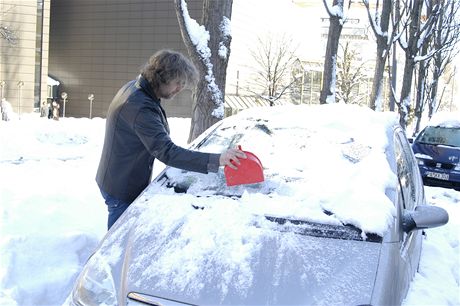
[67,104,448,306]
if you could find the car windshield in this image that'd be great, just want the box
[158,120,373,199]
[416,126,460,147]
[150,105,398,239]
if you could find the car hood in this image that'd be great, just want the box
[412,142,460,163]
[100,195,382,306]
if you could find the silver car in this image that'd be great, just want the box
[67,104,448,306]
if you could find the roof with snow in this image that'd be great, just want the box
[141,103,399,238]
[427,112,460,128]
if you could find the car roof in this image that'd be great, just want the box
[426,111,460,128]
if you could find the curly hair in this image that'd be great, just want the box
[140,49,198,92]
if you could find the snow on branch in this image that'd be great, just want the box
[0,25,18,45]
[363,0,388,39]
[323,0,344,18]
[1,5,18,45]
[179,0,211,60]
[218,17,231,60]
[178,0,224,118]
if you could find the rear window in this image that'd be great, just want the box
[416,126,460,147]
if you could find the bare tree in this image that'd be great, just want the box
[1,5,18,45]
[405,0,460,135]
[248,34,298,106]
[425,0,460,118]
[396,0,440,129]
[320,0,351,104]
[433,66,457,112]
[412,2,435,136]
[336,42,368,105]
[0,25,17,45]
[363,0,394,110]
[175,0,233,142]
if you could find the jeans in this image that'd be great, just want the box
[100,189,131,230]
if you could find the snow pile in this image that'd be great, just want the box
[0,111,458,306]
[427,111,460,128]
[161,104,398,236]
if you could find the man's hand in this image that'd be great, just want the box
[219,147,247,170]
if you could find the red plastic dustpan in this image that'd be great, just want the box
[224,146,264,186]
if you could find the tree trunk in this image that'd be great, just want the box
[369,51,387,111]
[367,0,392,111]
[397,0,423,129]
[429,68,440,118]
[175,0,233,142]
[413,43,429,136]
[398,55,415,129]
[389,43,397,112]
[413,65,425,136]
[389,0,401,112]
[320,0,344,104]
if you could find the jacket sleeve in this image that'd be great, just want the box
[133,107,220,174]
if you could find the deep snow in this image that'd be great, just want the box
[0,112,458,306]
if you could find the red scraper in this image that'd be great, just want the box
[224,145,264,186]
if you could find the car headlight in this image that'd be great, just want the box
[416,158,424,166]
[68,252,117,306]
[455,164,460,171]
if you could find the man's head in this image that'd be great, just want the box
[141,49,198,99]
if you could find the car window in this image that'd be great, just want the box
[394,130,426,253]
[394,131,422,210]
[416,126,460,147]
[399,131,424,206]
[165,118,374,197]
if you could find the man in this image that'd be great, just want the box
[96,49,246,229]
[52,100,60,120]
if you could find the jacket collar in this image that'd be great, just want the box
[136,75,160,102]
[135,75,169,132]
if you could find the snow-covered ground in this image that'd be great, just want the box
[0,113,458,306]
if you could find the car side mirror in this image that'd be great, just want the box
[407,137,414,144]
[402,205,449,233]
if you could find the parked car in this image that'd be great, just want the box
[66,104,448,306]
[411,113,460,191]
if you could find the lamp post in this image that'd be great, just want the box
[17,81,24,119]
[0,81,5,99]
[300,72,305,104]
[61,92,68,118]
[88,93,94,119]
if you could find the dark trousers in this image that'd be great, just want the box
[99,189,131,230]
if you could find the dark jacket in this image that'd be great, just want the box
[96,75,220,203]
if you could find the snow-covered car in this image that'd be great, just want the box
[411,113,460,191]
[67,104,448,306]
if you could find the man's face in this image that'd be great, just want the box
[157,79,185,100]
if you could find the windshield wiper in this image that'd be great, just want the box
[415,141,432,145]
[437,143,459,148]
[265,215,382,243]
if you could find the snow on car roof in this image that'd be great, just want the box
[101,104,400,296]
[133,104,399,236]
[427,111,460,128]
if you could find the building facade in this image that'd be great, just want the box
[0,0,50,115]
[48,0,201,118]
[2,0,457,118]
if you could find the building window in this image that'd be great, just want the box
[34,0,44,109]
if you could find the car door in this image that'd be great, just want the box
[394,129,425,299]
[396,130,425,268]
